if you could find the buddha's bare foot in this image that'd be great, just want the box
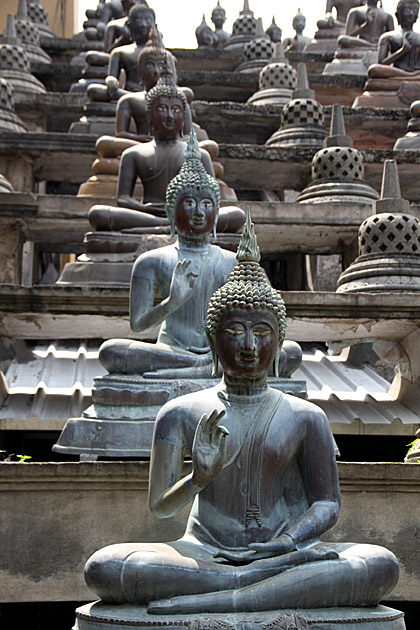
[148,592,225,615]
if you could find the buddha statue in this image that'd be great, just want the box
[83,0,135,42]
[79,216,401,627]
[354,0,420,107]
[97,140,239,377]
[195,15,217,48]
[305,0,363,54]
[323,0,394,76]
[394,98,420,148]
[211,1,230,48]
[283,9,311,53]
[265,16,282,43]
[87,1,157,103]
[88,76,244,234]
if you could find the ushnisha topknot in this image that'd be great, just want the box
[206,210,287,347]
[165,126,221,234]
[128,0,156,23]
[145,64,188,120]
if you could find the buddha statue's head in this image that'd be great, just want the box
[145,70,187,138]
[293,9,306,34]
[137,27,176,90]
[395,0,419,27]
[127,1,156,44]
[196,15,217,47]
[206,211,287,378]
[211,2,227,30]
[165,128,220,239]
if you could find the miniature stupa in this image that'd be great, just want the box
[14,0,51,65]
[246,43,296,106]
[27,0,55,39]
[236,18,274,74]
[0,78,27,133]
[0,14,46,96]
[266,63,327,148]
[223,0,257,52]
[296,103,379,204]
[337,160,420,292]
[394,100,420,150]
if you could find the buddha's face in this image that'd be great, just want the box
[140,53,167,90]
[151,96,184,138]
[215,308,279,380]
[396,1,419,27]
[268,25,282,42]
[129,10,156,42]
[293,16,306,33]
[211,8,226,29]
[174,190,217,237]
[199,28,216,46]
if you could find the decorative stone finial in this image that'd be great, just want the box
[325,103,353,148]
[17,0,28,18]
[237,209,260,263]
[337,159,420,293]
[375,159,410,214]
[292,62,315,99]
[254,17,268,40]
[240,0,253,17]
[4,14,19,45]
[185,125,202,161]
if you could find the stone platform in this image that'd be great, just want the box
[74,603,405,630]
[53,375,307,459]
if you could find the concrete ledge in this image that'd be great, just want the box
[0,462,419,603]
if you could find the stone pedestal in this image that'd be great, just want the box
[323,49,378,77]
[74,603,405,630]
[53,374,307,459]
[353,78,420,109]
[304,25,344,55]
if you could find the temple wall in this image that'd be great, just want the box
[0,461,418,603]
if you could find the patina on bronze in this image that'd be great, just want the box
[82,215,400,619]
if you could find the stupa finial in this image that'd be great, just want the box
[374,159,410,214]
[240,0,253,17]
[324,103,353,148]
[254,17,267,39]
[292,62,315,99]
[17,0,28,18]
[237,209,260,263]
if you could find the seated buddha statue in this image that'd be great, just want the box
[114,34,192,143]
[306,0,363,53]
[84,216,400,615]
[368,0,420,77]
[323,0,394,76]
[283,9,311,53]
[353,0,420,107]
[97,136,240,377]
[337,0,394,50]
[83,0,133,41]
[87,1,157,103]
[88,75,244,234]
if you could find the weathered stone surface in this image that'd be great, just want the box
[0,461,418,603]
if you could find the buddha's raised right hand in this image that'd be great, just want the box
[168,260,198,308]
[191,409,228,488]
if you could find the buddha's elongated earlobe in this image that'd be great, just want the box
[170,218,176,237]
[274,345,282,377]
[206,329,218,376]
[213,222,217,239]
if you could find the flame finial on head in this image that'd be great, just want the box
[237,209,260,263]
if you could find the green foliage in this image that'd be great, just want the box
[0,450,32,463]
[405,438,420,462]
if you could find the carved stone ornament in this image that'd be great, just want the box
[262,612,308,630]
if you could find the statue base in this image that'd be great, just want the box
[74,602,405,630]
[394,131,420,150]
[296,180,379,205]
[52,374,307,459]
[266,124,328,150]
[57,233,241,286]
[323,50,378,77]
[353,78,420,109]
[304,27,344,55]
[247,87,294,108]
[337,253,420,292]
